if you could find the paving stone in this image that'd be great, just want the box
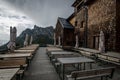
[23,47,60,80]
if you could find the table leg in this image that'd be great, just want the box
[77,64,80,70]
[90,62,92,69]
[79,63,82,70]
[62,64,65,80]
[83,63,85,70]
[26,57,29,65]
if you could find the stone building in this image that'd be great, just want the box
[55,17,74,47]
[72,0,120,52]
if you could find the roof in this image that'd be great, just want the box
[67,13,75,21]
[58,17,74,29]
[72,0,92,7]
[72,0,82,7]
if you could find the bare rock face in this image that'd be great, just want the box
[16,25,54,47]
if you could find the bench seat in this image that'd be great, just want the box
[66,67,115,80]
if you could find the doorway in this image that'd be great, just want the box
[93,36,99,49]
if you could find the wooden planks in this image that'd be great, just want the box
[0,68,19,80]
[0,53,31,59]
[0,58,27,69]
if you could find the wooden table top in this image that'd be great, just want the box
[51,51,75,55]
[14,50,34,53]
[46,47,63,51]
[0,53,31,58]
[19,47,36,50]
[19,46,37,50]
[57,57,95,64]
[0,68,19,80]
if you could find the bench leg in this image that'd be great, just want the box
[90,63,92,69]
[74,78,77,80]
[63,64,65,80]
[101,76,103,80]
[83,63,85,70]
[16,74,21,80]
[79,64,82,70]
[105,76,108,80]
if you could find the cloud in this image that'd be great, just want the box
[3,0,74,27]
[0,0,74,41]
[0,2,34,40]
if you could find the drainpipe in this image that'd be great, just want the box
[83,6,88,48]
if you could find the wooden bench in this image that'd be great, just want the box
[97,53,120,65]
[0,58,27,69]
[66,67,115,80]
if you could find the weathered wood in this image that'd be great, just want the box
[0,58,26,69]
[0,53,31,59]
[57,57,94,64]
[14,50,34,53]
[0,68,19,80]
[97,52,120,64]
[66,67,115,80]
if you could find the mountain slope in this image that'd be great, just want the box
[16,25,54,47]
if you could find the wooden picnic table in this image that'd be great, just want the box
[0,68,19,80]
[19,47,37,50]
[50,51,80,61]
[14,50,35,53]
[57,57,95,80]
[46,47,63,52]
[0,58,28,69]
[50,51,74,57]
[19,45,38,50]
[103,52,120,59]
[97,52,120,65]
[0,53,31,59]
[51,51,76,55]
[46,47,64,57]
[30,44,39,47]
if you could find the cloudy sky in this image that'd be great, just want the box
[0,0,74,41]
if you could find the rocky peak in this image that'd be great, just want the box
[16,25,54,47]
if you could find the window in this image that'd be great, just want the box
[81,21,85,28]
[75,21,77,26]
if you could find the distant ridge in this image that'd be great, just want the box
[16,25,54,47]
[0,25,54,52]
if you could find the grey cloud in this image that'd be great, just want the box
[8,15,20,19]
[0,33,9,40]
[0,25,4,30]
[3,0,74,27]
[22,16,27,19]
[17,23,34,35]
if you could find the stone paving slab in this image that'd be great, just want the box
[23,47,60,80]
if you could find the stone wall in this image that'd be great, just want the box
[87,0,116,51]
[76,8,86,47]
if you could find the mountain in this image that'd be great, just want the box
[16,25,54,47]
[0,25,54,52]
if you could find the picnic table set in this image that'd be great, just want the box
[0,44,39,80]
[46,47,115,80]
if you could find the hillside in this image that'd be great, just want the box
[16,25,54,47]
[0,25,54,52]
